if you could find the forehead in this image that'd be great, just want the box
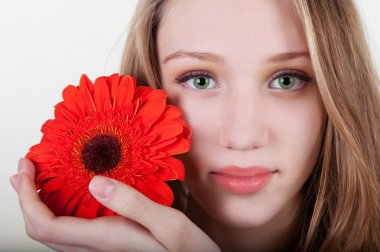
[157,0,308,62]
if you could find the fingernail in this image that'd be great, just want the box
[10,174,19,191]
[89,176,115,200]
[18,158,27,173]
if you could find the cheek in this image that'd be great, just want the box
[269,95,325,176]
[176,97,223,177]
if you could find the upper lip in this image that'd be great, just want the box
[211,166,276,177]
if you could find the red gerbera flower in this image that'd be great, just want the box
[26,74,191,218]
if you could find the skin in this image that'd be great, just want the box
[158,0,324,250]
[11,0,325,251]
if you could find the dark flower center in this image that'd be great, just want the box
[81,134,122,174]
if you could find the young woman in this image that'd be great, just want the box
[11,0,380,251]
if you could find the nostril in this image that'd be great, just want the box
[218,126,269,150]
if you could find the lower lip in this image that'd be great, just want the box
[210,172,274,194]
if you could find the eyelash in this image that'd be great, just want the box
[271,70,311,84]
[175,70,215,85]
[174,69,311,90]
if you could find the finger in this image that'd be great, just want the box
[15,161,165,251]
[18,157,35,179]
[45,242,95,252]
[16,169,93,245]
[89,176,217,251]
[44,216,165,251]
[10,174,19,192]
[10,158,36,192]
[16,158,96,246]
[16,161,56,223]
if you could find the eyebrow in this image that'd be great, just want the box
[266,51,310,63]
[162,50,310,64]
[162,51,224,64]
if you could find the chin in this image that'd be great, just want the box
[210,200,278,228]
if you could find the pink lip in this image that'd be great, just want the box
[210,166,275,194]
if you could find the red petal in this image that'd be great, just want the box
[42,178,64,193]
[44,191,71,216]
[116,75,136,109]
[54,102,79,122]
[155,105,182,125]
[150,157,185,180]
[33,153,56,163]
[99,206,116,217]
[75,198,99,219]
[94,77,112,113]
[133,180,174,206]
[160,138,191,155]
[131,98,142,119]
[29,142,53,155]
[36,170,57,185]
[109,74,121,108]
[137,90,167,127]
[79,74,94,95]
[178,121,192,140]
[161,157,185,180]
[149,137,178,152]
[62,85,85,117]
[79,77,96,114]
[134,86,151,101]
[62,194,82,216]
[149,122,184,142]
[41,119,53,133]
[42,118,70,133]
[142,89,167,103]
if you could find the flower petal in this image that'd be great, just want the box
[36,170,57,185]
[79,77,96,114]
[44,191,72,216]
[109,74,121,108]
[134,86,151,100]
[33,153,56,163]
[160,138,191,155]
[137,90,167,127]
[149,137,178,152]
[75,198,99,219]
[99,206,116,216]
[94,77,112,113]
[42,118,71,133]
[116,75,136,110]
[43,178,64,193]
[133,180,174,206]
[155,105,182,125]
[149,122,184,142]
[161,157,185,180]
[62,194,82,216]
[150,157,185,180]
[79,74,94,95]
[62,85,85,117]
[54,102,79,122]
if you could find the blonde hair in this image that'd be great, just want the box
[121,0,165,87]
[121,0,380,251]
[293,1,380,251]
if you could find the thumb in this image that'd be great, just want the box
[89,176,220,252]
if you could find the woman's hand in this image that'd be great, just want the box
[10,158,220,252]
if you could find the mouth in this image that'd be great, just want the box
[210,166,277,195]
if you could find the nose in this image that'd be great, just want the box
[218,85,269,150]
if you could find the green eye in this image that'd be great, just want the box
[193,76,211,89]
[269,71,310,91]
[278,76,296,89]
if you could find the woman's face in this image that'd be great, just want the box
[157,0,325,228]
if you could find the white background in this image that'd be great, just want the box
[0,0,379,251]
